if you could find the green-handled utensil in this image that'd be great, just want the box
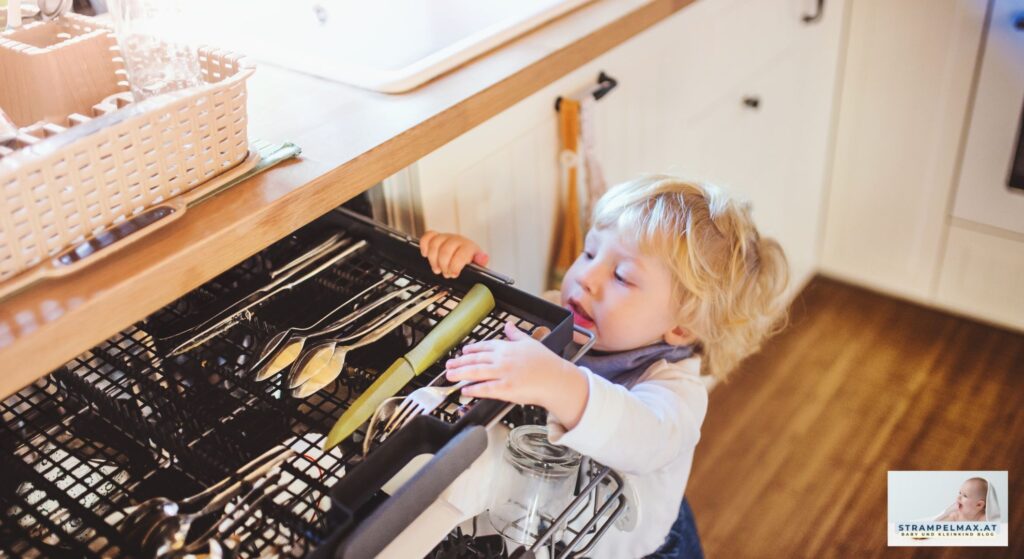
[323,283,495,450]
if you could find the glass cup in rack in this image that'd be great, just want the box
[487,424,582,554]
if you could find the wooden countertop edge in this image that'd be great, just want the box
[0,0,694,397]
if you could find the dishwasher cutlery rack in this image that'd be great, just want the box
[1,208,624,558]
[426,457,629,559]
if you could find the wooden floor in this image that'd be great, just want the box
[686,277,1022,558]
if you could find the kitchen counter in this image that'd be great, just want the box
[0,0,694,397]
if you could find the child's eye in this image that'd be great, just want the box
[583,251,594,260]
[614,272,632,286]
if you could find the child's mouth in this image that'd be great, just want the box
[567,300,595,329]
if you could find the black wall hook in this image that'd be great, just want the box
[802,0,825,24]
[556,71,619,112]
[593,71,619,100]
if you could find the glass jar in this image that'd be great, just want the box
[488,425,582,551]
[106,0,203,101]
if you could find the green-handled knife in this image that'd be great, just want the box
[323,283,496,450]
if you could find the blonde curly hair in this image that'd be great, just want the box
[592,175,789,380]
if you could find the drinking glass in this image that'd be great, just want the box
[487,425,582,553]
[106,0,203,101]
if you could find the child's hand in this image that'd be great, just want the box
[445,321,590,429]
[419,231,490,279]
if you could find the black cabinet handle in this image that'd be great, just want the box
[742,96,761,109]
[802,0,825,24]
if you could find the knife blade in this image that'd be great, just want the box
[168,239,368,356]
[323,283,495,450]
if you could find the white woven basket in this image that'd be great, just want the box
[0,14,254,284]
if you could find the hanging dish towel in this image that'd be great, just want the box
[549,96,610,289]
[550,97,584,289]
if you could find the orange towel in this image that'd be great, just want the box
[550,98,583,289]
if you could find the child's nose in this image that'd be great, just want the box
[576,263,603,296]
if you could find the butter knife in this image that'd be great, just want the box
[323,283,496,450]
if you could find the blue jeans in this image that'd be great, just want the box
[643,497,704,559]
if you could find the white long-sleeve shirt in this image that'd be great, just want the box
[547,355,708,558]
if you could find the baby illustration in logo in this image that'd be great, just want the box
[933,477,1002,522]
[907,477,1003,541]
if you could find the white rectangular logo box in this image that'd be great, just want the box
[888,471,1008,547]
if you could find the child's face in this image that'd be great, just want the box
[560,227,692,351]
[956,480,986,516]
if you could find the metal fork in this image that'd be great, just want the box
[379,380,472,440]
[379,328,505,438]
[175,473,289,556]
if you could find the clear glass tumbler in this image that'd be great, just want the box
[106,0,203,101]
[488,425,582,553]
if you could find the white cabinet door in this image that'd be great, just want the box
[670,12,845,294]
[590,0,815,181]
[819,0,989,302]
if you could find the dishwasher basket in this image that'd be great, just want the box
[0,207,627,558]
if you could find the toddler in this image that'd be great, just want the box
[935,478,994,522]
[420,175,788,558]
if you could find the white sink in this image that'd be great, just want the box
[206,0,592,93]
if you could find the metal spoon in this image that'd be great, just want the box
[256,284,417,382]
[291,290,448,397]
[288,288,445,394]
[149,472,285,557]
[285,287,439,388]
[120,448,293,555]
[250,276,399,380]
[116,445,281,543]
[179,478,289,556]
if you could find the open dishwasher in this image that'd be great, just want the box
[0,207,629,558]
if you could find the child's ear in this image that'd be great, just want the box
[664,325,697,346]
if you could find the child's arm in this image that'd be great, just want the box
[419,231,490,278]
[445,321,591,429]
[546,363,708,476]
[445,323,707,475]
[421,232,590,426]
